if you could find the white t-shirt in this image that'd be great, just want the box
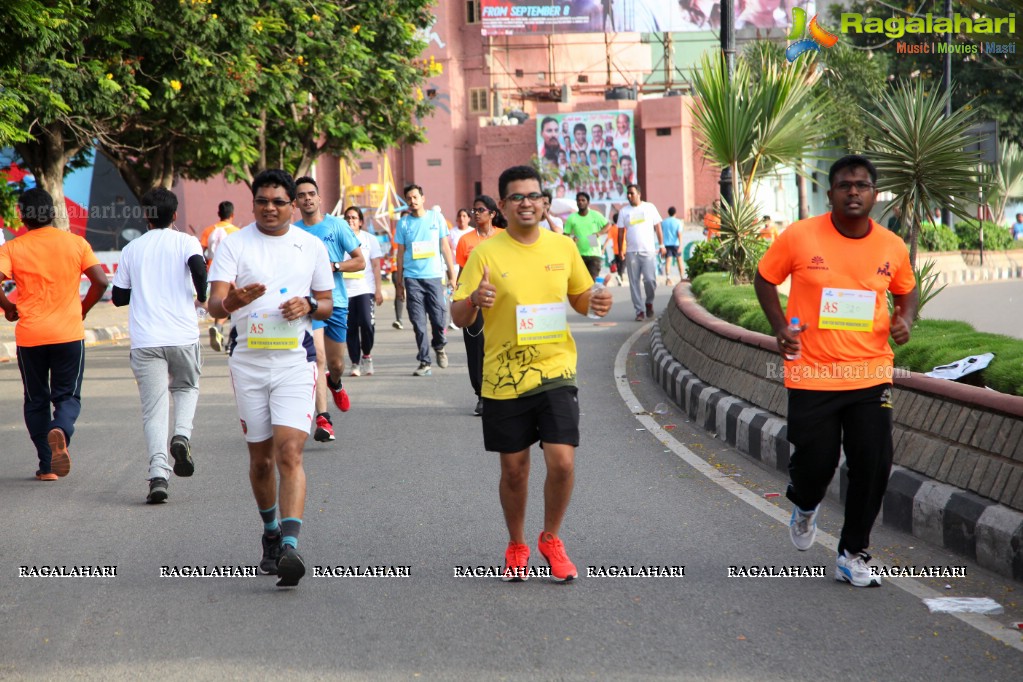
[112,228,203,349]
[209,224,333,362]
[616,201,663,253]
[342,230,383,298]
[449,226,473,251]
[539,215,564,232]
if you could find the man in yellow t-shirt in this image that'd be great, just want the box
[0,188,109,480]
[452,165,613,583]
[755,154,918,588]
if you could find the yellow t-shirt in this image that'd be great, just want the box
[454,230,593,399]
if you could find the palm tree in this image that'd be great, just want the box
[982,140,1023,224]
[863,80,983,267]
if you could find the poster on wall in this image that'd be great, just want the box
[536,110,636,204]
[481,0,807,36]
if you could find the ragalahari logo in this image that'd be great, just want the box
[786,8,840,61]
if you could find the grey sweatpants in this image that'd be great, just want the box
[129,343,202,480]
[626,251,658,315]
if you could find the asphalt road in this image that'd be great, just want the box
[925,280,1023,339]
[2,284,1022,681]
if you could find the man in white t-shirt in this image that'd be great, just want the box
[616,183,665,321]
[112,188,207,505]
[538,189,564,234]
[208,169,334,589]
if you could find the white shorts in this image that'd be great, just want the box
[228,356,317,442]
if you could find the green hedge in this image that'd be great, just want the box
[955,219,1015,251]
[918,221,959,251]
[690,274,1023,396]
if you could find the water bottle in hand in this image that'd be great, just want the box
[281,288,302,327]
[587,277,606,320]
[784,317,801,361]
[196,304,209,321]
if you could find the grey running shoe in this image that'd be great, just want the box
[789,505,818,551]
[392,320,403,330]
[474,398,483,416]
[436,348,449,369]
[361,356,374,376]
[170,435,194,477]
[413,362,432,377]
[147,477,168,504]
[276,545,306,587]
[259,532,283,575]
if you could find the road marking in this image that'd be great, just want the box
[615,322,1023,653]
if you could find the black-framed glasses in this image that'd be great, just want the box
[254,198,292,208]
[343,214,361,222]
[505,192,544,202]
[832,181,875,192]
[471,207,491,214]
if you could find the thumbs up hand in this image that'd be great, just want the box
[472,266,497,309]
[890,304,911,345]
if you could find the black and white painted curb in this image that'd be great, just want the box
[649,323,1023,581]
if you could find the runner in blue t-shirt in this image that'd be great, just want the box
[294,177,364,442]
[394,183,457,376]
[661,206,684,285]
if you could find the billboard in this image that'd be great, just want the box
[481,0,805,36]
[537,110,635,203]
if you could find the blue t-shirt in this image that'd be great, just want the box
[1013,221,1023,240]
[661,216,682,247]
[395,211,449,279]
[296,214,361,309]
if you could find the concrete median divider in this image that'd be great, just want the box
[650,283,1023,581]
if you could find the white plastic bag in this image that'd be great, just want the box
[923,597,1004,615]
[925,353,995,380]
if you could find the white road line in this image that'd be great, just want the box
[615,322,1023,653]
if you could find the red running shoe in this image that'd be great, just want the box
[502,542,531,582]
[313,414,335,442]
[538,531,577,582]
[326,373,351,412]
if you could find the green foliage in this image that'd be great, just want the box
[917,221,960,252]
[886,258,946,322]
[864,80,982,266]
[689,47,832,201]
[686,240,724,281]
[836,0,1023,147]
[981,141,1023,222]
[691,272,783,336]
[817,42,890,153]
[716,197,766,284]
[956,219,1014,251]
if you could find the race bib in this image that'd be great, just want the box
[246,310,301,350]
[818,288,876,332]
[587,234,600,250]
[629,211,645,225]
[342,268,366,279]
[412,240,436,260]
[516,302,568,346]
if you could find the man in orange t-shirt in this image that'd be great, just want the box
[754,154,918,588]
[703,200,721,241]
[0,188,109,481]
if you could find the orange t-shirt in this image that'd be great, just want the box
[199,220,237,250]
[0,227,101,347]
[608,223,626,255]
[703,212,721,241]
[757,213,915,391]
[455,228,503,268]
[760,224,778,242]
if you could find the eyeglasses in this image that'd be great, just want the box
[470,207,491,214]
[505,192,544,202]
[344,215,361,222]
[254,198,292,208]
[832,181,875,192]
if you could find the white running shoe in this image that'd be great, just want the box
[361,356,374,376]
[789,505,818,551]
[350,365,361,377]
[836,550,882,587]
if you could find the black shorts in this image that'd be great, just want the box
[664,245,680,258]
[482,386,580,453]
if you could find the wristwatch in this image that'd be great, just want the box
[305,295,319,316]
[331,261,343,273]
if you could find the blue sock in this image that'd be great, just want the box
[281,517,302,549]
[259,504,279,534]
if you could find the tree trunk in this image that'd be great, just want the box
[14,123,82,232]
[796,171,809,220]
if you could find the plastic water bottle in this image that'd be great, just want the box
[196,305,209,321]
[784,317,801,361]
[281,288,303,327]
[587,277,606,320]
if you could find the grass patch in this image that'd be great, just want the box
[690,274,1023,395]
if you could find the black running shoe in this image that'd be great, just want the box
[275,545,306,587]
[147,477,168,504]
[170,435,194,477]
[259,532,283,575]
